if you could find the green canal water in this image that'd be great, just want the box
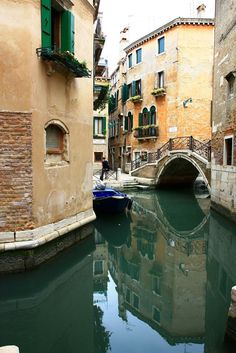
[0,189,236,353]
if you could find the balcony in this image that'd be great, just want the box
[133,126,159,139]
[36,47,91,78]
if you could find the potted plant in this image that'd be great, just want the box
[129,95,142,103]
[151,88,166,97]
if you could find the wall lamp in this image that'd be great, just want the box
[183,97,193,108]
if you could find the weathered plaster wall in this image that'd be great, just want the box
[211,0,236,222]
[109,21,214,172]
[0,0,94,233]
[177,25,213,140]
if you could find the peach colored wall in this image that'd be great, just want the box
[123,24,213,158]
[0,0,94,228]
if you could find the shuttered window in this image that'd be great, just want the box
[94,117,106,136]
[61,11,75,53]
[41,0,51,48]
[46,125,64,152]
[41,0,75,53]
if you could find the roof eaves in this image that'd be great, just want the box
[124,17,215,53]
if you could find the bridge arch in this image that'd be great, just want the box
[155,153,211,191]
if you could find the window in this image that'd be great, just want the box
[124,112,133,132]
[153,307,161,324]
[131,79,142,97]
[94,152,103,162]
[46,125,64,152]
[136,48,142,64]
[157,36,165,54]
[152,276,161,295]
[139,108,149,126]
[128,83,132,98]
[150,106,157,125]
[224,136,234,166]
[133,293,139,309]
[45,121,69,164]
[225,71,236,97]
[41,0,75,53]
[94,117,106,137]
[158,71,165,88]
[126,288,131,303]
[94,260,103,275]
[128,53,133,68]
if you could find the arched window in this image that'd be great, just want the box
[150,106,157,125]
[138,107,149,127]
[46,125,64,152]
[45,121,69,165]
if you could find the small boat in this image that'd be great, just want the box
[93,187,132,214]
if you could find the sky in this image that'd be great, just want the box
[99,0,215,73]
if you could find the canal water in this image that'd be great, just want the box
[0,189,235,353]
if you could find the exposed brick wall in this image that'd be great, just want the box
[0,111,33,232]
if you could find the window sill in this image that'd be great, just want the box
[45,160,69,168]
[156,51,166,57]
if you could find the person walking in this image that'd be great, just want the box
[100,157,110,181]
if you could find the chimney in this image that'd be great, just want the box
[119,26,129,59]
[197,3,206,18]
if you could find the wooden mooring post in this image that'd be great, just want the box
[226,286,236,341]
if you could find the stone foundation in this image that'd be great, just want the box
[0,222,94,274]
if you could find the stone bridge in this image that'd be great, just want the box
[130,136,211,190]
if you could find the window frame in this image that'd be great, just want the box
[128,53,133,68]
[44,120,69,165]
[136,48,142,64]
[158,71,165,88]
[157,36,165,55]
[223,135,234,166]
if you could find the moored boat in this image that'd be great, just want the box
[93,188,132,214]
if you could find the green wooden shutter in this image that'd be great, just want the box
[130,114,133,130]
[124,116,128,131]
[41,0,51,48]
[61,11,75,53]
[122,84,128,103]
[131,81,136,97]
[148,111,151,125]
[102,117,106,135]
[138,113,143,126]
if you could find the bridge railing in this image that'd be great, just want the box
[131,136,211,171]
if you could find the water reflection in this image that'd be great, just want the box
[94,189,236,353]
[0,190,235,353]
[0,234,96,353]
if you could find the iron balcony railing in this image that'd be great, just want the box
[133,126,159,139]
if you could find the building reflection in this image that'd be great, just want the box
[205,211,236,353]
[98,190,208,346]
[0,232,95,353]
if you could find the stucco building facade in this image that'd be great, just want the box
[0,0,99,268]
[211,0,236,222]
[109,18,214,173]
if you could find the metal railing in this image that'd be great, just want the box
[131,136,211,171]
[93,168,117,181]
